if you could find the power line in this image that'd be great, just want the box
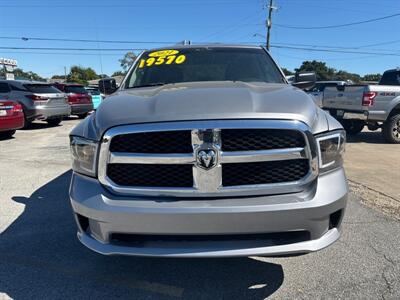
[0,46,146,51]
[270,45,400,56]
[2,35,400,53]
[275,12,400,29]
[2,45,400,56]
[0,36,178,44]
[0,1,249,8]
[272,42,400,53]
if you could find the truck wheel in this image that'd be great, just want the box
[383,114,400,144]
[47,117,62,126]
[0,130,16,139]
[341,120,365,135]
[77,113,88,119]
[23,117,32,129]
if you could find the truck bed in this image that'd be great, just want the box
[323,85,366,111]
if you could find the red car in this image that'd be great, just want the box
[0,100,25,138]
[52,83,93,119]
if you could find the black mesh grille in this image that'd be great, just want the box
[110,130,192,153]
[107,164,193,187]
[221,129,305,151]
[222,159,309,186]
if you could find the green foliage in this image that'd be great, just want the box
[334,70,361,83]
[51,75,65,79]
[67,65,99,85]
[119,52,137,71]
[294,60,363,82]
[0,68,45,81]
[295,60,336,81]
[111,71,126,77]
[362,73,381,82]
[281,68,294,76]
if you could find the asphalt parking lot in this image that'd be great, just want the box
[0,119,399,299]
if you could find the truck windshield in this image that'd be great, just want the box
[379,71,400,86]
[125,47,285,88]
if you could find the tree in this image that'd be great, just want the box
[295,60,336,81]
[119,52,137,71]
[334,70,361,83]
[362,73,381,82]
[281,68,294,76]
[51,75,65,79]
[0,68,45,81]
[67,65,99,85]
[112,71,126,77]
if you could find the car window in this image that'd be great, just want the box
[10,84,27,91]
[85,89,100,95]
[379,71,400,86]
[24,84,61,94]
[310,83,325,92]
[0,82,11,93]
[65,86,88,94]
[126,47,285,88]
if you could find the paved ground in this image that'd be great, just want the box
[0,119,399,299]
[345,129,400,200]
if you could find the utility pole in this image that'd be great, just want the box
[266,0,276,51]
[64,66,67,82]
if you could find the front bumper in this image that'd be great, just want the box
[70,168,348,257]
[70,103,93,115]
[27,105,71,121]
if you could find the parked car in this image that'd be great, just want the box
[0,100,24,138]
[70,44,348,257]
[84,86,102,109]
[0,80,70,127]
[323,68,400,143]
[307,81,349,107]
[52,83,93,119]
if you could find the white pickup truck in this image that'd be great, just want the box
[323,68,400,143]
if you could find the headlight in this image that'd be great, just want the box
[70,136,98,177]
[315,130,346,173]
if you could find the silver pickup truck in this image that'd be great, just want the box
[69,45,348,257]
[323,69,400,143]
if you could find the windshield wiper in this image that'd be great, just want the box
[128,83,169,89]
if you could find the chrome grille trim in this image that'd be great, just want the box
[109,153,194,164]
[109,148,306,165]
[98,120,319,197]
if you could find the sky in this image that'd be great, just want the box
[0,0,399,78]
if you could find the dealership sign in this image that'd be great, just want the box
[0,58,18,66]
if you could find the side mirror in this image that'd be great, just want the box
[98,78,117,95]
[336,83,346,91]
[292,72,316,90]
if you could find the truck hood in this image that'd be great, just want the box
[74,81,329,140]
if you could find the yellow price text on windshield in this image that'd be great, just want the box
[148,50,179,57]
[138,54,186,68]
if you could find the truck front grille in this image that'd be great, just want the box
[222,159,309,186]
[110,130,192,153]
[221,129,305,151]
[98,120,318,197]
[107,164,193,187]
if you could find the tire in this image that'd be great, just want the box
[383,113,400,144]
[77,113,88,119]
[23,117,32,129]
[47,117,62,126]
[0,130,16,139]
[341,119,365,135]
